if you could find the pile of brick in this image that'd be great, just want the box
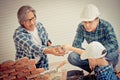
[0,57,48,80]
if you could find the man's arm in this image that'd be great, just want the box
[103,23,119,53]
[62,44,85,55]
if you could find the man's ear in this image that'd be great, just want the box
[20,21,24,26]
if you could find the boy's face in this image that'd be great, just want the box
[22,11,36,31]
[83,18,99,32]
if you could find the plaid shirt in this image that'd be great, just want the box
[73,18,119,53]
[13,22,50,70]
[94,64,120,80]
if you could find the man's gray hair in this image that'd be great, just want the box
[17,5,36,25]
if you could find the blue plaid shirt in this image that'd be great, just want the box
[13,22,50,70]
[73,18,119,53]
[94,64,120,80]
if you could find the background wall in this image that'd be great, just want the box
[0,0,120,70]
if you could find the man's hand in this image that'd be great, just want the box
[53,47,65,56]
[96,58,109,66]
[44,45,66,56]
[62,44,85,55]
[88,58,109,70]
[62,44,72,54]
[88,58,97,70]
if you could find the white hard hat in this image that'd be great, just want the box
[81,41,107,60]
[80,4,100,21]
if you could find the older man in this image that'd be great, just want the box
[13,5,65,70]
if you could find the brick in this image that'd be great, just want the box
[15,57,29,65]
[43,74,50,80]
[15,64,30,72]
[0,67,8,72]
[1,60,14,68]
[23,72,31,76]
[10,71,19,76]
[0,57,47,80]
[3,69,15,74]
[31,68,44,74]
[8,65,15,69]
[15,64,24,69]
[28,65,36,71]
[15,66,28,72]
[17,76,26,80]
[0,71,3,76]
[26,73,40,79]
[34,77,44,80]
[16,72,25,79]
[2,75,16,80]
[0,74,8,79]
[36,68,44,73]
[29,59,36,65]
[22,69,30,73]
[16,62,30,67]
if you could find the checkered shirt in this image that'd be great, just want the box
[94,64,120,80]
[73,18,119,53]
[13,22,50,70]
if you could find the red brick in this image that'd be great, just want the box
[0,74,8,79]
[2,75,16,80]
[3,69,15,74]
[0,58,46,80]
[16,72,25,79]
[1,60,14,68]
[0,64,1,68]
[23,72,30,76]
[22,69,30,73]
[36,68,44,73]
[43,74,50,80]
[15,64,24,69]
[28,65,36,71]
[0,67,8,72]
[31,68,44,74]
[15,57,29,65]
[8,65,15,69]
[29,59,36,65]
[16,76,26,80]
[34,77,44,80]
[15,64,30,72]
[26,73,40,79]
[10,71,19,76]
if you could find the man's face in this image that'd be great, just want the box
[22,11,36,31]
[83,18,99,32]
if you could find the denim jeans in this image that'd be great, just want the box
[68,52,92,73]
[68,50,119,73]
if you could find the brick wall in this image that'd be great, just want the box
[0,57,48,80]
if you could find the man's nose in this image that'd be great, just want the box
[85,22,90,27]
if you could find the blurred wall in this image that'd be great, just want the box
[0,0,120,70]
